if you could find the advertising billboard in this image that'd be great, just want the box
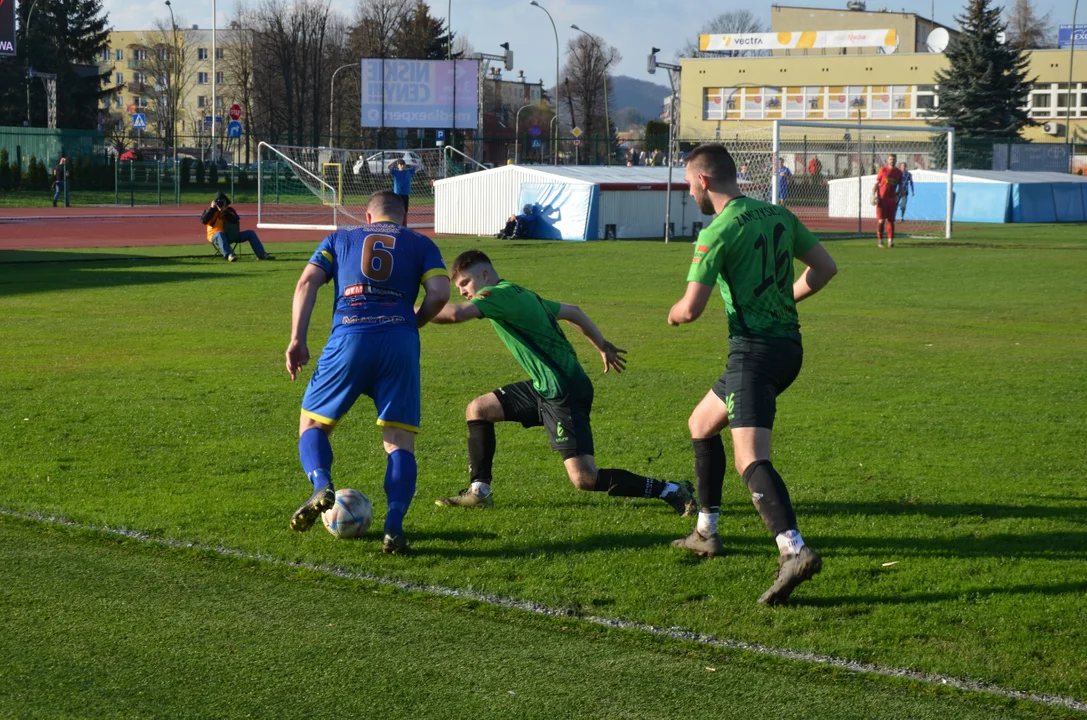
[700,29,897,53]
[0,0,16,58]
[1058,25,1087,49]
[361,58,480,129]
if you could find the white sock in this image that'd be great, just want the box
[696,511,719,536]
[470,481,491,496]
[775,529,805,555]
[659,482,679,498]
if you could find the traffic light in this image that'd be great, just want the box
[647,47,659,75]
[501,42,513,72]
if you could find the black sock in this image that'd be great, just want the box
[593,468,665,498]
[467,421,496,484]
[741,460,797,537]
[693,436,726,513]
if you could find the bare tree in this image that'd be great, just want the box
[681,9,768,58]
[349,0,410,59]
[222,6,257,162]
[1005,0,1054,50]
[138,19,198,153]
[561,33,619,162]
[452,34,475,59]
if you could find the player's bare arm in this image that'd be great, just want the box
[668,282,714,326]
[429,300,484,325]
[556,303,627,374]
[286,263,328,381]
[793,243,839,303]
[415,275,451,328]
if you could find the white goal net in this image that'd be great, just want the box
[257,142,454,231]
[709,121,954,239]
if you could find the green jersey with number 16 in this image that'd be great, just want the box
[687,197,819,340]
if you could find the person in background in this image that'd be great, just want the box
[496,204,539,240]
[201,191,273,261]
[897,161,915,221]
[776,158,792,204]
[52,157,69,208]
[389,158,418,221]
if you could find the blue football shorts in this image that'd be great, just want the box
[301,328,421,432]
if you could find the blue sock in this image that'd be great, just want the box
[299,428,334,492]
[383,449,417,536]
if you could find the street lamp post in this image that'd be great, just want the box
[1067,0,1081,172]
[329,63,357,145]
[514,103,534,164]
[571,24,611,165]
[166,0,179,204]
[530,1,559,165]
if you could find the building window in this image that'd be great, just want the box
[114,96,122,108]
[133,72,147,84]
[198,96,207,108]
[216,72,224,85]
[197,72,208,84]
[215,48,224,60]
[115,72,124,85]
[134,49,147,61]
[115,49,124,61]
[215,96,223,108]
[101,48,111,62]
[198,48,209,60]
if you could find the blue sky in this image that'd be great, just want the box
[102,0,1082,90]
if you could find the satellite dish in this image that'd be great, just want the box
[926,27,950,53]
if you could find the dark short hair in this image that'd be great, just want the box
[450,249,492,279]
[367,190,405,221]
[685,144,737,184]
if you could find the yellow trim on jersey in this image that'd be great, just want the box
[376,419,420,433]
[421,267,448,283]
[301,409,338,426]
[319,250,333,264]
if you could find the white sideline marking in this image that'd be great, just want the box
[3,508,1084,713]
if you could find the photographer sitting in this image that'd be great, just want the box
[201,191,273,262]
[495,204,539,240]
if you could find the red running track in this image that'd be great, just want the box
[0,203,436,251]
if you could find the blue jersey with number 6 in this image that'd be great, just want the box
[308,222,446,338]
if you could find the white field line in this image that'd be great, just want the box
[3,507,1084,714]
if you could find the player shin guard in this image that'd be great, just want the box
[383,449,417,536]
[467,420,496,483]
[741,459,797,538]
[593,468,665,497]
[299,427,333,491]
[693,435,726,514]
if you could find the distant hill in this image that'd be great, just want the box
[549,75,671,131]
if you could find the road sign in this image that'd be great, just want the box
[132,113,147,129]
[436,129,445,141]
[571,126,582,138]
[573,139,582,147]
[204,116,223,128]
[530,138,542,149]
[529,125,541,138]
[227,120,243,138]
[229,103,242,121]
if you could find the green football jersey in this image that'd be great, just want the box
[471,280,591,400]
[687,197,819,340]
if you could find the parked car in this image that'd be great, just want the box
[353,150,426,175]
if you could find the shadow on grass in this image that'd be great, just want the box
[414,531,765,559]
[0,250,237,297]
[795,579,1087,607]
[801,500,1087,524]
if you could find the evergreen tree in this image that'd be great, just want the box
[392,1,452,59]
[0,0,113,128]
[932,0,1035,137]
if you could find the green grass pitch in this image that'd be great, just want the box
[1,226,1085,718]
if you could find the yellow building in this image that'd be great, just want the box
[680,6,1086,144]
[98,27,239,137]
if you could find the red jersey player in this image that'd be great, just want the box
[873,154,903,248]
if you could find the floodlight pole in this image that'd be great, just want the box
[530,1,559,164]
[166,0,179,204]
[514,103,533,164]
[1067,0,1080,172]
[24,0,44,127]
[471,45,512,163]
[329,63,356,144]
[571,25,611,165]
[649,49,682,242]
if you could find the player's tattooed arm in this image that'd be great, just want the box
[668,282,714,326]
[286,264,328,380]
[556,304,627,374]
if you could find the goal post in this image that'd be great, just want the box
[257,142,450,232]
[769,120,955,239]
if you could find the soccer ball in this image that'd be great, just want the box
[321,488,373,539]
